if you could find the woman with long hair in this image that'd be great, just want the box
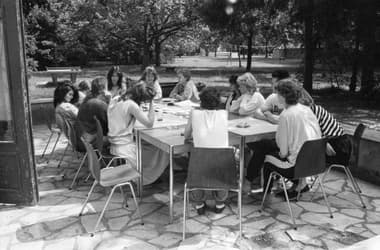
[106,66,128,98]
[140,66,162,99]
[53,83,79,124]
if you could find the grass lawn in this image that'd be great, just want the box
[28,55,380,131]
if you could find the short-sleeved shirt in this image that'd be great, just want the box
[229,92,265,115]
[261,93,285,114]
[191,109,228,148]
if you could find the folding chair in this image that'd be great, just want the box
[260,138,333,229]
[54,112,70,168]
[93,116,123,167]
[182,147,241,240]
[321,124,366,208]
[78,138,143,235]
[82,117,123,183]
[63,118,88,190]
[40,112,62,162]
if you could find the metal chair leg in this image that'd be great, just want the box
[92,185,117,234]
[346,167,362,193]
[318,177,333,218]
[343,167,366,208]
[41,132,53,159]
[309,175,320,202]
[119,186,128,208]
[69,153,87,190]
[58,143,69,168]
[260,172,274,211]
[280,176,296,229]
[47,133,61,163]
[79,181,97,216]
[127,182,143,225]
[182,183,187,241]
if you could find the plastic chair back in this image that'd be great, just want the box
[293,138,327,179]
[94,116,104,152]
[352,123,366,167]
[64,119,85,152]
[186,147,238,190]
[81,137,101,182]
[55,112,67,137]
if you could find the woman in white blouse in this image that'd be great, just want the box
[262,80,321,193]
[226,72,265,116]
[184,87,229,215]
[140,66,162,99]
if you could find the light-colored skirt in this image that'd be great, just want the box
[110,140,169,185]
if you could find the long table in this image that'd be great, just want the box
[136,101,277,223]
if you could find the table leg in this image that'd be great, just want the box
[239,136,245,234]
[169,146,174,223]
[136,131,143,199]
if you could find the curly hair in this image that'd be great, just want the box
[121,81,156,106]
[53,83,79,107]
[199,87,221,110]
[237,72,258,92]
[140,66,158,83]
[107,66,124,90]
[276,80,301,105]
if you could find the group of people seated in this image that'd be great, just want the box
[53,65,350,216]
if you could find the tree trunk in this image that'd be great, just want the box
[142,21,150,68]
[214,47,217,57]
[205,47,209,56]
[360,0,377,95]
[350,24,360,92]
[154,38,161,66]
[238,45,242,68]
[246,32,253,71]
[265,40,269,58]
[303,0,314,93]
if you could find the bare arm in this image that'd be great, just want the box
[130,101,155,128]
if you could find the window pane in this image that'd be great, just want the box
[0,16,14,141]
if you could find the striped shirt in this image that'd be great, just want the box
[311,104,344,137]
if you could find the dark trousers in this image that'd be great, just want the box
[246,139,279,182]
[327,134,351,166]
[263,160,295,193]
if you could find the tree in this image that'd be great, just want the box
[198,0,264,71]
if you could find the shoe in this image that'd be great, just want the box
[196,203,207,215]
[214,204,225,214]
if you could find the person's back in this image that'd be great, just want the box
[191,109,228,148]
[107,98,136,146]
[277,103,321,166]
[78,98,108,136]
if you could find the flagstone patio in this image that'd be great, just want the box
[0,124,379,249]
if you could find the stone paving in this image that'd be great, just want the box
[1,125,380,249]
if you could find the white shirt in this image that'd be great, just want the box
[275,103,322,167]
[229,92,265,115]
[261,93,285,113]
[151,80,162,99]
[191,109,228,148]
[107,98,136,145]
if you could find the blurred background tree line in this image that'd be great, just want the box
[23,0,380,96]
